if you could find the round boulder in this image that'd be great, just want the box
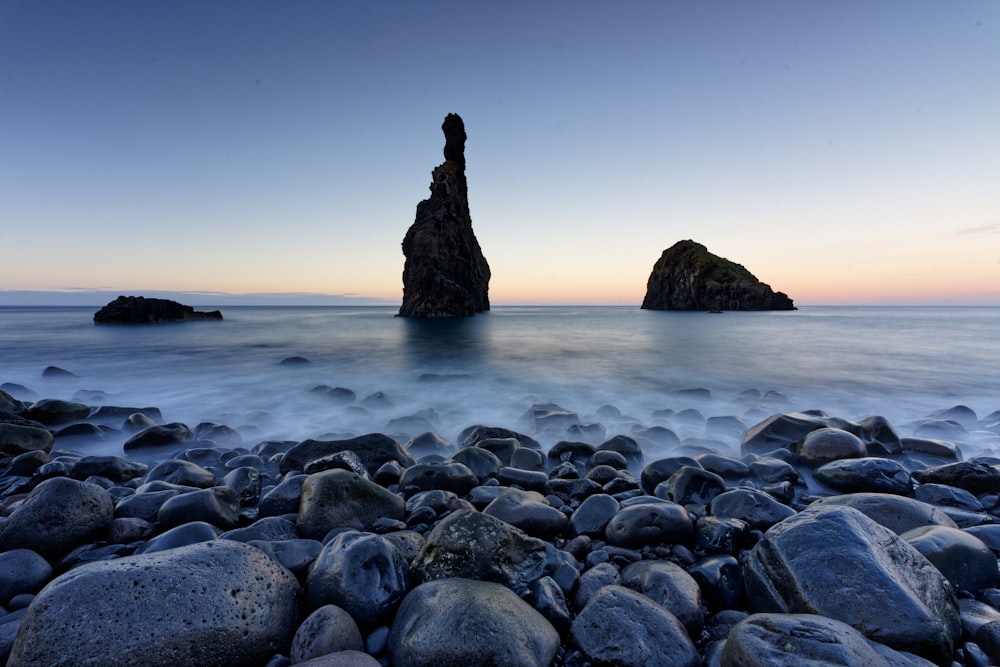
[0,477,114,559]
[797,427,866,467]
[744,504,960,663]
[901,525,999,593]
[721,612,934,667]
[290,604,363,663]
[604,502,692,549]
[297,469,405,539]
[569,585,699,667]
[8,541,300,666]
[306,531,410,627]
[388,578,559,667]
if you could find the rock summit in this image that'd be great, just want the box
[399,114,491,318]
[641,240,795,311]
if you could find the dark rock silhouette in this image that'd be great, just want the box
[399,114,490,318]
[94,296,223,324]
[641,241,795,311]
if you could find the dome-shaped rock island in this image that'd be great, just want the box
[641,240,795,311]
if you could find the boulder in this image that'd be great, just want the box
[8,541,298,666]
[297,469,405,539]
[911,460,1000,496]
[0,423,53,456]
[810,492,958,535]
[0,477,114,559]
[399,113,491,318]
[388,578,558,667]
[289,605,363,664]
[901,525,999,593]
[620,560,704,635]
[306,531,410,627]
[721,613,938,667]
[744,504,960,662]
[280,434,416,477]
[641,240,794,311]
[569,585,700,667]
[482,487,568,539]
[813,457,913,495]
[93,295,222,323]
[410,509,552,595]
[0,549,52,606]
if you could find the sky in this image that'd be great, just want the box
[1,1,998,306]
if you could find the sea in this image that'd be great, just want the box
[1,305,999,459]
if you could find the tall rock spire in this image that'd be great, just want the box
[399,114,491,318]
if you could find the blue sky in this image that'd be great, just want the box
[2,1,998,305]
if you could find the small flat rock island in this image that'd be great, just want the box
[93,296,223,324]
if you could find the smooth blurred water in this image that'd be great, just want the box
[1,305,998,457]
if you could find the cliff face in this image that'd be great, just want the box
[641,240,795,311]
[399,114,490,318]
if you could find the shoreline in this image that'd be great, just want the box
[2,378,1000,664]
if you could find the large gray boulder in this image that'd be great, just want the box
[410,509,552,595]
[744,504,960,662]
[298,469,405,539]
[305,531,410,628]
[569,585,700,667]
[721,613,938,667]
[810,492,958,535]
[0,423,54,456]
[388,578,558,667]
[0,477,113,559]
[8,540,299,666]
[399,113,491,318]
[641,240,794,311]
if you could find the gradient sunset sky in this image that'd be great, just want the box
[2,1,998,306]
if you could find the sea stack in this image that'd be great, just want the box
[399,114,491,318]
[641,240,795,311]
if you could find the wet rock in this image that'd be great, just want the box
[388,578,558,667]
[900,437,962,462]
[290,605,364,664]
[114,489,178,522]
[597,434,643,466]
[398,461,478,497]
[297,470,405,539]
[694,516,751,555]
[145,459,216,487]
[741,412,837,455]
[549,440,597,468]
[250,538,323,579]
[797,427,867,466]
[811,492,958,535]
[688,555,744,611]
[135,521,222,554]
[657,465,726,505]
[458,425,540,450]
[569,585,699,667]
[399,113,490,318]
[721,612,937,667]
[9,541,297,666]
[404,432,454,458]
[710,487,795,530]
[530,575,572,635]
[410,509,551,594]
[620,560,704,634]
[123,422,195,452]
[306,531,410,628]
[813,457,913,495]
[568,493,620,538]
[220,516,298,543]
[641,240,794,312]
[22,398,90,426]
[858,415,904,455]
[0,549,51,606]
[70,455,148,483]
[482,487,568,539]
[574,561,621,609]
[605,501,693,548]
[0,477,113,559]
[157,486,241,530]
[0,423,54,457]
[912,460,1000,496]
[447,446,502,481]
[259,474,307,517]
[744,504,960,662]
[901,525,999,593]
[281,434,416,477]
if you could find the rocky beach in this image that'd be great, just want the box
[2,368,1000,666]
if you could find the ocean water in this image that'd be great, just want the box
[1,305,998,459]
